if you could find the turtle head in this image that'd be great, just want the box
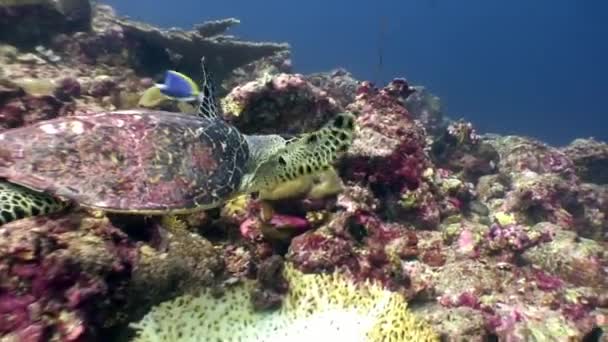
[239,112,356,197]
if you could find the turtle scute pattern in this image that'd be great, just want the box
[0,182,66,224]
[0,111,249,212]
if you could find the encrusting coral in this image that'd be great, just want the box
[130,262,439,342]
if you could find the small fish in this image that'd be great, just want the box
[155,70,200,102]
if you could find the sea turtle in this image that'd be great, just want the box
[0,58,355,225]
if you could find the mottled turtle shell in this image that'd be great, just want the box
[0,110,249,213]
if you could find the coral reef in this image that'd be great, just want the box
[431,120,499,182]
[221,72,342,135]
[0,0,92,45]
[306,68,360,108]
[110,10,290,83]
[222,50,292,92]
[562,138,608,184]
[342,79,428,195]
[0,211,224,341]
[522,230,607,288]
[0,213,134,341]
[286,209,435,296]
[404,85,447,136]
[130,262,439,342]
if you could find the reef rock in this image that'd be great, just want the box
[342,79,427,194]
[222,50,292,93]
[522,230,608,288]
[404,85,447,136]
[221,73,342,135]
[0,211,226,341]
[562,138,608,185]
[109,10,290,83]
[431,120,499,182]
[488,135,576,179]
[306,68,360,108]
[0,212,134,341]
[0,0,92,45]
[123,224,224,322]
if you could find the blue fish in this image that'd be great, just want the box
[155,70,200,102]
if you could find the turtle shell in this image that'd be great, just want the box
[0,110,249,213]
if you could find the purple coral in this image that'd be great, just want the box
[0,214,135,341]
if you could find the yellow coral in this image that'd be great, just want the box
[130,263,439,342]
[494,211,516,226]
[220,95,245,117]
[221,194,251,218]
[399,190,419,209]
[160,214,189,232]
[305,210,329,226]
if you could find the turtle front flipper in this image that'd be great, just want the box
[248,112,356,194]
[0,182,67,225]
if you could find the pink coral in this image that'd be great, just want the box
[287,211,423,292]
[288,231,357,273]
[457,228,479,257]
[343,80,428,193]
[533,270,563,291]
[239,213,311,242]
[0,213,135,341]
[486,223,553,254]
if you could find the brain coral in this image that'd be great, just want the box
[130,264,438,342]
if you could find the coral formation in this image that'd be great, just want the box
[222,50,292,92]
[0,213,134,341]
[0,0,92,45]
[562,138,608,184]
[342,79,428,195]
[0,210,225,341]
[122,224,224,321]
[306,68,360,108]
[404,85,447,136]
[130,263,439,342]
[111,10,290,82]
[221,72,342,135]
[431,120,499,181]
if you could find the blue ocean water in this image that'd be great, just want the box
[104,0,608,146]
